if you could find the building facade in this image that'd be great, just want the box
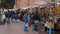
[14,0,36,9]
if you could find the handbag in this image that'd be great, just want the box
[28,22,32,27]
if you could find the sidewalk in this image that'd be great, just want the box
[0,21,47,34]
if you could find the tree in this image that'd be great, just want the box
[0,0,3,7]
[0,0,15,9]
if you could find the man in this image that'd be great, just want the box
[5,11,11,24]
[33,12,40,33]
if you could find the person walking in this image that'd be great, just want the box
[14,12,18,22]
[33,12,40,33]
[30,12,34,30]
[28,12,31,27]
[5,11,11,24]
[23,12,28,31]
[1,13,6,24]
[10,11,15,22]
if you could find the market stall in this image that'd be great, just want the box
[54,1,60,31]
[32,1,51,32]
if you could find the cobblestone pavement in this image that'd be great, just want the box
[0,21,47,34]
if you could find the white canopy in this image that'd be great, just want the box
[30,4,39,8]
[20,1,49,10]
[35,1,48,5]
[29,0,49,8]
[21,7,31,9]
[9,9,16,11]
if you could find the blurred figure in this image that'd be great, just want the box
[11,11,15,22]
[33,12,40,33]
[28,12,31,27]
[1,13,6,23]
[30,12,34,30]
[14,11,18,22]
[20,11,24,21]
[5,11,11,24]
[23,12,28,31]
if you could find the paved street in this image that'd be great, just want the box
[0,21,47,34]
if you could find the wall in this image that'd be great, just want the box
[14,0,36,10]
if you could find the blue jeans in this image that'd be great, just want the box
[6,18,10,24]
[34,23,38,31]
[46,28,54,34]
[24,23,28,31]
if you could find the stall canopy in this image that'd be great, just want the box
[21,0,49,10]
[30,0,49,8]
[34,0,48,5]
[21,7,30,10]
[30,4,39,8]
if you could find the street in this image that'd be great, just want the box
[0,21,47,34]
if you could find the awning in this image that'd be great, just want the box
[34,1,48,5]
[21,7,31,9]
[20,1,49,10]
[30,4,39,8]
[9,9,16,11]
[30,0,49,8]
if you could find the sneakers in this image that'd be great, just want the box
[24,29,28,32]
[34,31,38,34]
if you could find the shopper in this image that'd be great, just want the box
[6,11,11,24]
[33,12,40,33]
[9,11,13,22]
[23,12,28,31]
[30,12,34,30]
[20,11,24,21]
[1,13,6,23]
[11,11,15,22]
[28,12,31,27]
[4,12,7,23]
[45,20,54,34]
[14,11,18,22]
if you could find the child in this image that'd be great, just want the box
[24,23,28,31]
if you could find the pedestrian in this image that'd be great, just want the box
[1,13,6,23]
[28,12,31,27]
[14,11,18,22]
[24,22,28,31]
[23,12,28,31]
[30,12,34,30]
[4,12,7,23]
[20,11,24,21]
[11,11,15,22]
[33,12,40,33]
[45,20,54,34]
[9,11,13,22]
[6,11,11,24]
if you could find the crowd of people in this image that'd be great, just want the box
[1,9,54,34]
[1,10,40,33]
